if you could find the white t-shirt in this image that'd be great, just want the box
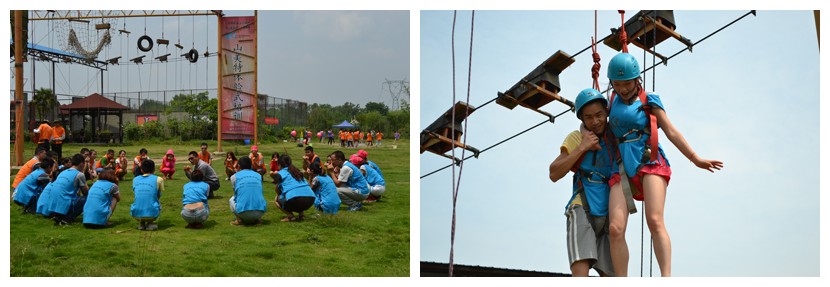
[338,165,354,184]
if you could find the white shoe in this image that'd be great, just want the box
[146,223,158,231]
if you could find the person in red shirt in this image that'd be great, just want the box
[268,152,280,183]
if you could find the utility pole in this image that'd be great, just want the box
[14,10,26,166]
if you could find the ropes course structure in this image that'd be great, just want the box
[420,10,756,277]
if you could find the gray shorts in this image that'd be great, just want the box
[181,205,209,224]
[566,204,614,276]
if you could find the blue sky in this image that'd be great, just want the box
[9,10,409,108]
[419,10,819,277]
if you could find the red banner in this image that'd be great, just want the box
[265,117,280,125]
[137,114,158,125]
[220,16,257,140]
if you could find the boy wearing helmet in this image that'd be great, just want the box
[605,52,723,276]
[549,88,616,277]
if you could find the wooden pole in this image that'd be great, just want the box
[217,13,223,152]
[14,10,26,166]
[254,10,259,145]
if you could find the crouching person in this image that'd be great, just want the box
[13,157,54,214]
[43,154,89,225]
[83,168,121,228]
[131,159,164,231]
[274,154,316,222]
[230,156,267,225]
[182,170,210,229]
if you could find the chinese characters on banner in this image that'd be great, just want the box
[220,16,256,140]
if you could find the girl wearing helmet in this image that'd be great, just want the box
[605,52,723,276]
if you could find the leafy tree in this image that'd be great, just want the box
[364,102,390,116]
[30,88,57,121]
[356,111,387,132]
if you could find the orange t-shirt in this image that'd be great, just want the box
[51,126,66,144]
[36,123,53,142]
[339,131,345,140]
[199,150,211,164]
[376,132,383,141]
[346,132,353,141]
[366,133,373,141]
[12,157,39,188]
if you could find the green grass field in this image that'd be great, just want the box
[9,139,410,276]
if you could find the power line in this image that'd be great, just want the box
[421,10,755,180]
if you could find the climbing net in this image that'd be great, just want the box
[52,16,120,60]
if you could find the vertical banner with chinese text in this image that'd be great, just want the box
[220,16,257,140]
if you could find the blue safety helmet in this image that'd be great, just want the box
[574,88,607,119]
[607,53,641,81]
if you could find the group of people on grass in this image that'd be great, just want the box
[548,52,723,277]
[12,141,388,231]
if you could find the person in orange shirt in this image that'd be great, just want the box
[376,131,383,146]
[50,120,66,160]
[33,120,53,152]
[354,130,361,147]
[366,131,373,147]
[346,130,354,148]
[12,147,47,190]
[133,148,149,177]
[339,130,346,147]
[198,142,212,165]
[249,145,266,176]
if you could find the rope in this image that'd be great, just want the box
[618,10,629,53]
[591,11,601,91]
[448,10,458,277]
[450,9,475,277]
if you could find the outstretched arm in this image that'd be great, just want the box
[652,108,723,172]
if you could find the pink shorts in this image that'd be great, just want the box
[608,154,671,201]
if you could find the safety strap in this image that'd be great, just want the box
[617,161,638,214]
[609,88,658,163]
[577,187,608,236]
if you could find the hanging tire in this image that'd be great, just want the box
[138,35,153,52]
[187,48,199,63]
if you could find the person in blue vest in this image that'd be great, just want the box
[41,154,90,225]
[605,53,723,276]
[230,156,267,225]
[549,88,617,277]
[326,151,369,211]
[308,162,340,215]
[36,166,64,218]
[273,154,316,222]
[13,157,55,214]
[181,169,210,229]
[353,154,385,203]
[82,168,121,228]
[131,159,164,231]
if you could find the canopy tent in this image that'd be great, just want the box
[333,120,357,129]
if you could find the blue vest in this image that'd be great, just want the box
[83,180,116,225]
[608,92,670,176]
[46,168,81,215]
[233,170,267,213]
[363,164,385,187]
[342,162,369,195]
[367,160,383,178]
[182,181,210,207]
[567,137,616,217]
[313,175,340,214]
[13,168,46,205]
[277,168,314,202]
[131,175,161,218]
[36,182,56,216]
